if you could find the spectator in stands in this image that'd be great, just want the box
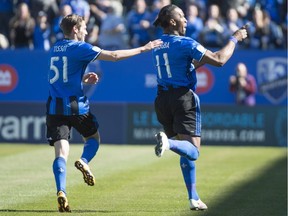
[229,62,257,106]
[29,0,59,25]
[225,7,247,48]
[182,0,207,21]
[122,0,137,12]
[52,4,72,42]
[126,0,152,47]
[109,0,124,17]
[249,7,285,49]
[88,0,109,28]
[33,11,51,50]
[60,0,90,23]
[199,4,226,48]
[207,0,248,17]
[226,8,244,35]
[259,0,285,25]
[9,2,35,49]
[88,0,114,45]
[98,5,128,50]
[185,3,203,41]
[262,9,285,49]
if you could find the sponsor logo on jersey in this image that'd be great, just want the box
[196,66,214,94]
[257,57,287,104]
[0,64,18,93]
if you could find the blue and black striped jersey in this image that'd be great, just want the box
[152,34,206,91]
[47,39,102,115]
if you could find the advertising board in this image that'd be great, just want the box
[0,102,286,146]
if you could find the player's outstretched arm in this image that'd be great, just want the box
[98,39,163,62]
[200,23,249,67]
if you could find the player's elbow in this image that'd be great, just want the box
[214,56,227,67]
[211,59,225,67]
[216,61,225,67]
[215,55,230,67]
[100,51,122,61]
[205,51,227,67]
[110,53,121,61]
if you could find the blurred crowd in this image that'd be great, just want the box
[0,0,287,51]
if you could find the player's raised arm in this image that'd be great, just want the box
[97,39,163,62]
[200,23,249,67]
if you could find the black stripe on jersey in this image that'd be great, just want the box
[56,97,64,115]
[46,96,52,114]
[69,96,79,115]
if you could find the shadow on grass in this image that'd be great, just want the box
[181,154,287,216]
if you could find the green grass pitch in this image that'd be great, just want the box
[0,144,286,216]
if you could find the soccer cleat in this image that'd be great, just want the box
[189,199,208,211]
[74,159,95,186]
[155,132,170,157]
[57,191,71,212]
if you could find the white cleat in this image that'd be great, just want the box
[189,199,208,211]
[154,132,170,157]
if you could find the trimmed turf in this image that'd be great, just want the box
[0,144,286,216]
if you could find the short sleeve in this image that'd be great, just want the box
[78,42,102,62]
[189,40,206,62]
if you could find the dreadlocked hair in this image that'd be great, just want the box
[153,4,178,28]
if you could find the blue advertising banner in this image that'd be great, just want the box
[0,102,286,147]
[0,102,127,144]
[201,105,287,147]
[126,104,287,147]
[0,50,49,101]
[0,50,286,105]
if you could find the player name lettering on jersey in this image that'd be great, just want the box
[154,42,170,51]
[54,45,68,52]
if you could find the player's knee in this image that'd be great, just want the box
[84,131,100,144]
[187,148,199,161]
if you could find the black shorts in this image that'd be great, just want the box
[46,112,99,146]
[154,86,201,138]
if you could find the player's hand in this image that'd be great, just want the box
[238,77,247,87]
[232,23,249,42]
[230,75,237,83]
[82,72,99,84]
[142,39,163,52]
